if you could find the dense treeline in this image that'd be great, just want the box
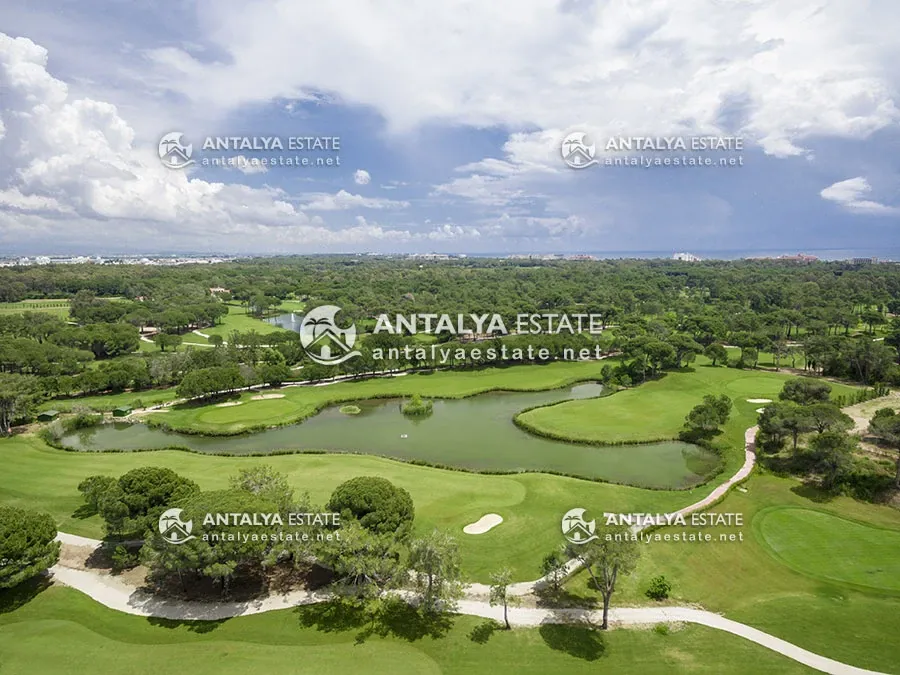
[0,257,898,430]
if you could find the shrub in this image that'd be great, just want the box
[653,623,670,636]
[645,574,672,601]
[326,476,415,537]
[401,393,433,417]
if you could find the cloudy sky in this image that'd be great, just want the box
[1,0,898,256]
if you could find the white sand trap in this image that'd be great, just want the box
[747,398,773,403]
[756,408,766,414]
[463,514,503,535]
[215,401,244,408]
[251,394,285,400]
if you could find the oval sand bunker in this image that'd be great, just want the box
[747,398,773,404]
[463,514,503,535]
[251,394,285,400]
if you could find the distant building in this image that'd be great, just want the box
[209,287,230,295]
[112,406,133,418]
[37,410,59,422]
[673,252,702,262]
[850,257,878,265]
[567,254,596,261]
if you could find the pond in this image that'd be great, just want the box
[264,312,304,331]
[60,383,721,489]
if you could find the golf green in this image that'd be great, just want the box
[754,507,900,593]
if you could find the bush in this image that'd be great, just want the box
[326,476,415,537]
[653,623,670,636]
[339,404,362,415]
[645,574,672,601]
[401,393,433,417]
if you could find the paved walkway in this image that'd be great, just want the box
[49,426,887,674]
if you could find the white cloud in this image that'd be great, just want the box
[302,189,409,211]
[353,169,371,185]
[229,155,269,175]
[820,177,898,215]
[0,33,438,252]
[142,1,898,158]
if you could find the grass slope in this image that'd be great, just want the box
[0,586,816,675]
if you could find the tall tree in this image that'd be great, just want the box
[567,522,640,629]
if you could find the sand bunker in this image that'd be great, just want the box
[747,398,773,403]
[463,514,503,535]
[756,408,766,414]
[215,401,244,408]
[251,394,285,400]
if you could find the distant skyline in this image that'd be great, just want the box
[1,2,899,255]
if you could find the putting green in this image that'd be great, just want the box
[754,507,900,593]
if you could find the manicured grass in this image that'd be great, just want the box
[202,303,290,339]
[0,434,710,582]
[754,507,900,593]
[148,361,615,434]
[564,474,900,673]
[519,360,858,446]
[0,299,71,318]
[0,586,817,674]
[40,387,179,413]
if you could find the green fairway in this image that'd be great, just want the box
[40,387,179,412]
[0,299,71,318]
[0,434,708,582]
[564,474,900,673]
[201,303,291,339]
[518,361,858,446]
[755,507,900,593]
[0,586,816,675]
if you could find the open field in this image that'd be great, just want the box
[0,586,816,675]
[564,474,900,673]
[0,434,705,582]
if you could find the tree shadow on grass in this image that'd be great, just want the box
[468,619,500,644]
[71,503,98,520]
[295,597,454,645]
[145,616,230,633]
[539,621,606,661]
[0,575,52,614]
[790,482,837,504]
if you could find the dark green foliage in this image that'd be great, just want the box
[0,506,60,589]
[326,476,415,537]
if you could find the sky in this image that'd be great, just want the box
[0,0,898,256]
